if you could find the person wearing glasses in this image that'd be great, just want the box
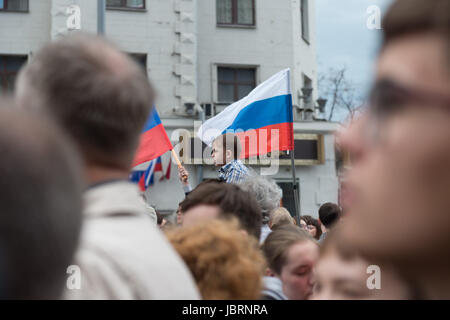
[337,0,450,299]
[300,215,322,241]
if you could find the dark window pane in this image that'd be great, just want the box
[218,67,255,102]
[6,75,15,91]
[107,0,122,7]
[6,0,28,11]
[218,67,234,82]
[0,55,27,93]
[4,56,26,72]
[237,0,253,25]
[217,0,232,24]
[236,68,255,83]
[129,53,147,73]
[126,0,144,8]
[237,85,253,99]
[301,0,310,42]
[218,84,234,102]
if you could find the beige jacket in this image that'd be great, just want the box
[65,180,200,300]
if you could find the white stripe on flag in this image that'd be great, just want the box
[145,159,157,187]
[197,68,291,147]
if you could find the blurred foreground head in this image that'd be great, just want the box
[0,102,83,299]
[166,219,264,300]
[312,230,416,300]
[15,33,154,171]
[338,0,450,298]
[179,181,262,239]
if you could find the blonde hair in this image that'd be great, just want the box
[166,218,264,300]
[269,207,295,229]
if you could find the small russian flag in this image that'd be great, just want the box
[132,107,173,167]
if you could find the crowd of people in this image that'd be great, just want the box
[0,0,449,300]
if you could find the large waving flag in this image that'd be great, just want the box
[133,108,173,167]
[197,69,294,158]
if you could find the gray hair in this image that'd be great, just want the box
[16,33,154,169]
[239,176,282,224]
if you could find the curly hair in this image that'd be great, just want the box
[239,176,282,224]
[166,219,265,300]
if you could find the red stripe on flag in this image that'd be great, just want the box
[137,174,146,192]
[235,122,294,159]
[133,124,173,167]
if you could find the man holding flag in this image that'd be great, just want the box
[179,68,294,186]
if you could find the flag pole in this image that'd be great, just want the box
[290,151,301,226]
[286,68,301,225]
[171,149,188,182]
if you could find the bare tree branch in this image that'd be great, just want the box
[318,67,364,122]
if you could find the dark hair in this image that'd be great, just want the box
[318,203,341,228]
[262,225,316,275]
[301,215,323,241]
[382,0,450,68]
[179,182,262,239]
[0,105,83,299]
[214,133,242,160]
[156,211,164,225]
[16,33,154,169]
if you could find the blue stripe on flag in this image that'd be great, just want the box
[222,94,293,133]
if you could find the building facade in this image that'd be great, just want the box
[0,0,339,218]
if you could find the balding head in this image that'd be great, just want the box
[0,101,83,299]
[16,33,154,169]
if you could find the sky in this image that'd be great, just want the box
[315,0,393,120]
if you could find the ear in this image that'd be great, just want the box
[225,149,233,160]
[265,268,276,277]
[239,229,249,239]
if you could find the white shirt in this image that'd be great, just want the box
[259,224,272,244]
[64,180,200,300]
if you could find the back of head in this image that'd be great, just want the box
[318,203,341,229]
[269,207,294,230]
[16,33,154,169]
[180,181,262,239]
[166,219,264,300]
[382,0,450,69]
[262,225,316,275]
[239,176,282,224]
[0,103,83,299]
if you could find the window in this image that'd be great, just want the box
[181,133,324,166]
[301,0,310,43]
[106,0,145,10]
[218,67,256,103]
[129,53,147,74]
[217,0,255,26]
[0,0,29,12]
[0,55,27,93]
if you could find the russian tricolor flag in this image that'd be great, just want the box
[130,156,170,191]
[132,108,173,167]
[197,69,294,158]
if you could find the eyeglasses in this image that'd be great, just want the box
[369,78,450,119]
[365,78,450,143]
[301,224,316,231]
